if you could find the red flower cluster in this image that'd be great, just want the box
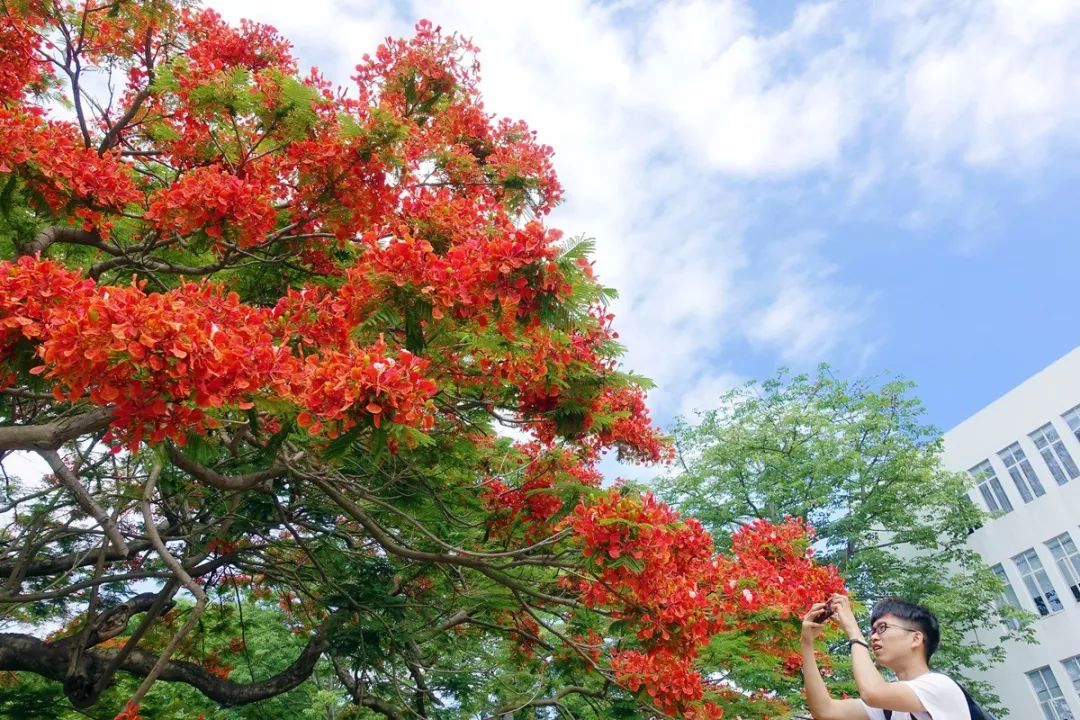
[569,493,845,716]
[0,258,441,448]
[290,338,438,434]
[0,8,49,102]
[0,256,92,362]
[724,517,845,618]
[571,492,721,653]
[5,258,278,447]
[145,164,278,247]
[81,2,172,65]
[611,649,706,715]
[0,109,139,233]
[586,384,673,463]
[181,9,296,76]
[364,218,565,325]
[483,442,603,539]
[113,702,142,720]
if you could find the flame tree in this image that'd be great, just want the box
[0,3,843,717]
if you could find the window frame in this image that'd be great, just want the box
[1063,655,1080,696]
[1030,422,1080,486]
[1045,532,1080,602]
[990,563,1023,630]
[969,460,1014,514]
[1061,404,1080,444]
[1027,666,1074,720]
[1013,548,1065,616]
[998,442,1046,503]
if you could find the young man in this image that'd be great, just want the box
[800,594,970,720]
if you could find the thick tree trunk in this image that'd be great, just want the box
[0,629,327,708]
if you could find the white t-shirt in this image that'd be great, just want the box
[859,672,971,720]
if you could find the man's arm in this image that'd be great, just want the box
[830,596,924,714]
[848,642,923,712]
[800,603,869,720]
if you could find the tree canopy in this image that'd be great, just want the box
[657,367,1034,713]
[0,3,844,718]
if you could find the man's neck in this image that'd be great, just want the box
[889,657,931,681]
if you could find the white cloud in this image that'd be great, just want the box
[898,0,1080,169]
[639,1,864,176]
[217,0,403,73]
[0,452,49,487]
[675,371,747,419]
[743,236,870,362]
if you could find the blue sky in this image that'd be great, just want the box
[217,0,1080,435]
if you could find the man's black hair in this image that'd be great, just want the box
[870,597,941,662]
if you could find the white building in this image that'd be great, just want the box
[942,347,1080,720]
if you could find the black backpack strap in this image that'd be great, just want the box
[957,682,990,720]
[940,674,990,720]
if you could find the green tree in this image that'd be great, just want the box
[657,367,1034,713]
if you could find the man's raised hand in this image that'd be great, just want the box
[802,602,832,643]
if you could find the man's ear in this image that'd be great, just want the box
[910,631,924,653]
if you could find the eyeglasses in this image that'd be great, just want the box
[869,621,919,637]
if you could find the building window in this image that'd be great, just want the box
[1063,655,1080,695]
[1045,533,1080,602]
[1062,404,1080,444]
[991,564,1023,630]
[969,460,1013,514]
[1013,548,1065,616]
[998,442,1046,503]
[1030,423,1080,486]
[1027,666,1074,720]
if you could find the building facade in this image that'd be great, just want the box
[942,347,1080,720]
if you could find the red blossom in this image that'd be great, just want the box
[483,442,603,539]
[113,702,142,720]
[0,7,50,102]
[0,109,139,233]
[145,164,278,248]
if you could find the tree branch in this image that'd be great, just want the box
[331,657,403,720]
[93,582,180,696]
[125,461,207,708]
[18,226,115,258]
[39,449,128,556]
[0,485,60,513]
[98,88,150,154]
[0,551,247,603]
[484,685,606,719]
[88,254,233,281]
[404,639,432,718]
[52,592,170,653]
[0,629,328,708]
[167,444,284,491]
[301,468,582,610]
[0,409,115,451]
[0,540,149,580]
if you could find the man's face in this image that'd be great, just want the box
[868,613,922,667]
